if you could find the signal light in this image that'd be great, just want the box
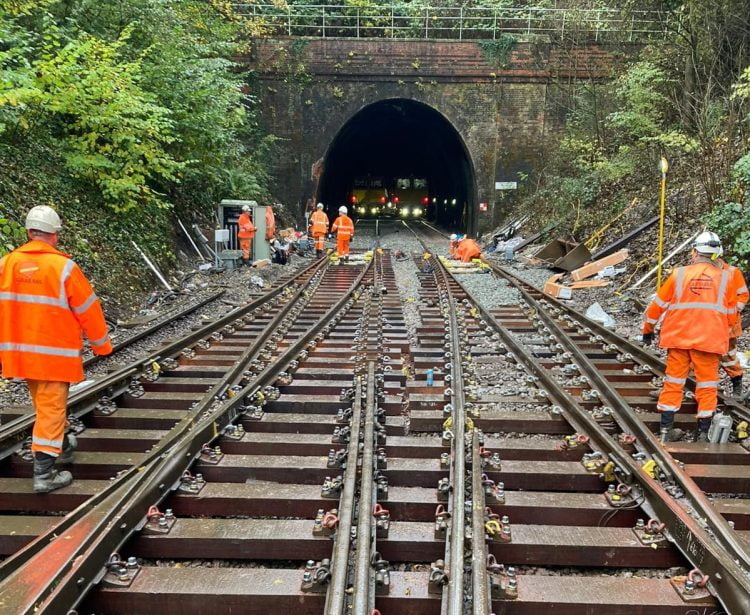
[380,196,386,204]
[422,196,429,205]
[350,196,357,204]
[393,196,399,203]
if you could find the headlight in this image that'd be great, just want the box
[371,207,378,214]
[400,208,408,217]
[387,202,393,209]
[414,207,422,215]
[358,206,365,214]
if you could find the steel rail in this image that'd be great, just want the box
[0,256,328,461]
[440,256,750,613]
[470,431,490,615]
[485,259,750,426]
[81,290,225,368]
[325,371,364,615]
[0,258,332,583]
[0,257,375,614]
[352,361,377,615]
[492,264,750,613]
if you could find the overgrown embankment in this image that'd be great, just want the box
[0,1,275,313]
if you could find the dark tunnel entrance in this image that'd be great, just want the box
[317,98,476,234]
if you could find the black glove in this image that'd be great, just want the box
[642,332,654,346]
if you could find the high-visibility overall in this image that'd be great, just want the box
[310,210,329,252]
[237,212,255,262]
[0,240,112,455]
[456,238,481,263]
[265,207,276,240]
[719,261,748,378]
[643,259,735,418]
[332,215,354,258]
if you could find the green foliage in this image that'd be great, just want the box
[0,214,25,256]
[478,35,515,68]
[607,62,669,144]
[705,202,750,268]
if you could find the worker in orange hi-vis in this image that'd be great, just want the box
[448,234,459,258]
[265,205,276,241]
[456,237,481,263]
[717,256,749,399]
[0,206,112,492]
[309,202,329,257]
[331,205,354,261]
[237,204,255,266]
[642,231,736,443]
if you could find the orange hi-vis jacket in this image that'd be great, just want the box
[457,238,481,263]
[721,260,749,337]
[265,207,276,240]
[237,212,255,239]
[642,259,736,355]
[310,210,329,236]
[332,215,354,240]
[0,240,112,383]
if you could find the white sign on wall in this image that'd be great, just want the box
[495,181,518,190]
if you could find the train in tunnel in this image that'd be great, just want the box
[349,176,431,219]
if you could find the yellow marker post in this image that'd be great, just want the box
[656,157,669,290]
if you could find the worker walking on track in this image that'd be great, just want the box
[331,205,354,262]
[237,204,255,265]
[717,256,748,398]
[309,202,329,257]
[265,205,276,241]
[0,206,112,492]
[642,232,736,442]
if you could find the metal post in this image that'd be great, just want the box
[493,9,497,39]
[629,13,634,42]
[596,9,601,42]
[561,10,566,38]
[177,218,206,262]
[131,241,173,292]
[425,7,429,39]
[656,157,669,290]
[459,6,463,39]
[287,5,291,36]
[357,7,360,38]
[322,5,325,38]
[527,7,532,34]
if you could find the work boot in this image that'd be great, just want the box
[731,376,743,400]
[33,452,72,493]
[56,433,77,465]
[659,411,683,442]
[696,418,712,443]
[648,389,660,400]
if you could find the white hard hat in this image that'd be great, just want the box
[693,231,722,256]
[316,202,324,209]
[241,204,251,212]
[339,206,347,214]
[25,205,62,233]
[450,234,457,240]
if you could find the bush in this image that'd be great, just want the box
[704,202,750,269]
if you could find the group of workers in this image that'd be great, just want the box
[0,203,746,498]
[308,203,354,261]
[448,233,482,262]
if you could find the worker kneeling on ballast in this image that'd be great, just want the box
[0,206,112,492]
[642,231,743,443]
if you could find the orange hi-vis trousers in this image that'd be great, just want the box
[314,233,325,251]
[657,348,720,419]
[337,237,350,257]
[239,238,252,261]
[28,380,70,457]
[721,337,743,379]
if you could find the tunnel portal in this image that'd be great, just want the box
[317,99,476,233]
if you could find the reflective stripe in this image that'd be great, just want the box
[728,349,737,357]
[654,296,670,308]
[664,375,686,384]
[32,436,63,448]
[72,292,98,315]
[717,268,730,307]
[696,410,715,418]
[668,302,734,314]
[645,317,658,324]
[59,259,74,308]
[695,381,719,389]
[721,361,737,367]
[675,267,684,301]
[738,301,746,311]
[738,287,748,295]
[657,403,680,412]
[0,292,67,307]
[89,334,110,347]
[0,342,80,357]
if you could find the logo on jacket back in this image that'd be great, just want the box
[14,261,41,285]
[688,273,715,296]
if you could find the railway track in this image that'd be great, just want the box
[0,219,748,613]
